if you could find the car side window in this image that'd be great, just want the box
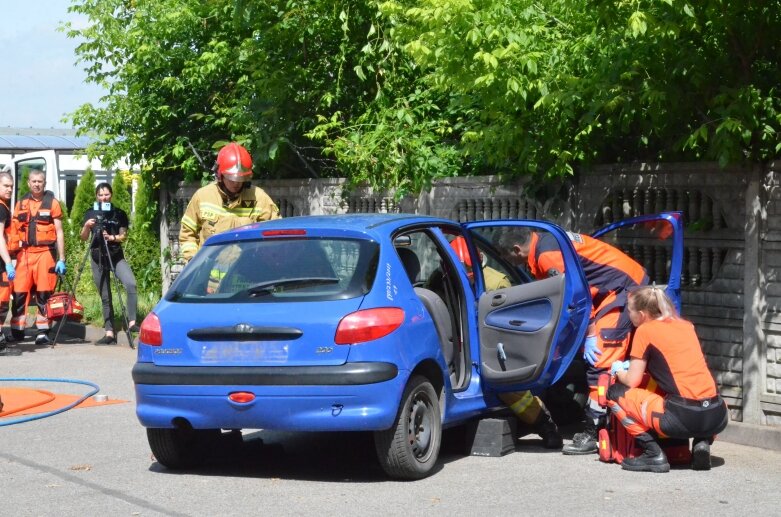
[470,225,565,284]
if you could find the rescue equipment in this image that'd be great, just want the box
[596,373,691,466]
[45,275,84,322]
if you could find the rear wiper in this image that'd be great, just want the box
[245,277,340,296]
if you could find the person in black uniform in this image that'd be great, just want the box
[0,169,16,354]
[80,182,138,345]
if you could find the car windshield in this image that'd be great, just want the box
[167,237,379,303]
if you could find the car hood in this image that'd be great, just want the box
[149,298,365,367]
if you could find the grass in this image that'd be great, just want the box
[77,289,161,329]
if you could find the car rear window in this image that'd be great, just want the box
[167,238,379,303]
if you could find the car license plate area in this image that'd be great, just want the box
[199,341,289,363]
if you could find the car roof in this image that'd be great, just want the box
[204,213,457,245]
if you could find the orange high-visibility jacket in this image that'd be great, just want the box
[10,191,61,252]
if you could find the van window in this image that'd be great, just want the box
[13,157,47,202]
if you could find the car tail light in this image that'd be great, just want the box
[140,312,163,346]
[334,308,405,345]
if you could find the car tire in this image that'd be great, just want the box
[147,427,219,469]
[374,375,442,480]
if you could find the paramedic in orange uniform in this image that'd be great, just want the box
[9,168,66,345]
[607,286,728,472]
[498,228,649,454]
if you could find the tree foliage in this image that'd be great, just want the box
[67,0,781,193]
[110,172,131,214]
[123,171,161,294]
[69,168,97,230]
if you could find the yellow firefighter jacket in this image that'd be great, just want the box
[179,183,280,261]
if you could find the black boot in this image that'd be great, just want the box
[691,437,712,471]
[562,418,597,455]
[532,408,563,449]
[622,433,670,473]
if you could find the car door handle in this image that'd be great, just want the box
[497,342,507,363]
[509,319,526,326]
[491,294,506,307]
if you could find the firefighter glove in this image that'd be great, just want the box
[610,360,631,376]
[4,262,14,281]
[55,260,66,275]
[583,335,601,365]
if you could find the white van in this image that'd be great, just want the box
[7,149,129,210]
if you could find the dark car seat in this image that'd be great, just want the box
[396,247,455,378]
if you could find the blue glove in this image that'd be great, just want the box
[55,260,66,275]
[610,360,631,376]
[5,262,14,281]
[583,335,601,365]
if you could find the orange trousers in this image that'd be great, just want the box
[11,248,57,331]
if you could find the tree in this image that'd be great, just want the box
[69,169,97,229]
[65,169,96,293]
[110,172,131,215]
[67,0,781,194]
[66,0,378,187]
[126,171,162,295]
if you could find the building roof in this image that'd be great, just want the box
[0,133,93,151]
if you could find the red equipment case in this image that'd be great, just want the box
[596,373,691,465]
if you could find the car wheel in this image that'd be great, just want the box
[374,375,442,480]
[147,427,219,469]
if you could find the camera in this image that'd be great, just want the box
[93,201,112,233]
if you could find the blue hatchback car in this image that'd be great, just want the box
[133,212,683,479]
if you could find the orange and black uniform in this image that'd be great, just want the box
[0,198,13,329]
[606,318,728,439]
[10,191,62,332]
[528,231,649,418]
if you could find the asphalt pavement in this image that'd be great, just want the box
[2,326,781,516]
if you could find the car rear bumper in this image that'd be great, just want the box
[132,361,398,385]
[133,361,406,431]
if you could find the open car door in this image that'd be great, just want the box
[464,220,591,392]
[591,211,684,312]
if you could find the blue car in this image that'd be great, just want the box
[133,212,683,479]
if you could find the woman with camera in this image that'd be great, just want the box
[80,182,138,345]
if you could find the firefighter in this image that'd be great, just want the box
[607,286,728,472]
[178,142,280,263]
[450,236,563,449]
[0,170,16,355]
[497,227,648,454]
[9,168,66,345]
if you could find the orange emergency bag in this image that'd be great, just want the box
[596,373,692,466]
[46,276,85,322]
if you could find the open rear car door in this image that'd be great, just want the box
[591,211,684,312]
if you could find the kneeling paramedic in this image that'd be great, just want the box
[607,286,728,472]
[9,168,66,345]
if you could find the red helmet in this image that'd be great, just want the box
[216,142,253,182]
